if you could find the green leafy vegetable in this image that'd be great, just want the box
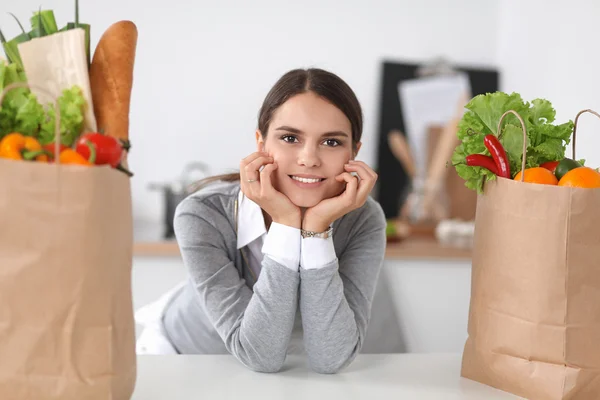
[452,92,574,192]
[1,0,91,70]
[0,60,43,138]
[38,86,86,146]
[31,10,59,37]
[0,60,87,145]
[1,31,29,70]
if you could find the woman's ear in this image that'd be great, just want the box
[353,141,362,159]
[255,130,265,152]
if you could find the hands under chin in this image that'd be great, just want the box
[302,160,378,232]
[240,151,301,229]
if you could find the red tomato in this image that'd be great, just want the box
[75,132,124,167]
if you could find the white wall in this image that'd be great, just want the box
[2,0,499,223]
[497,0,600,168]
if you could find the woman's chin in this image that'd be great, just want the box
[286,193,322,209]
[278,183,345,209]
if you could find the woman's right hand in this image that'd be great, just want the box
[240,152,301,229]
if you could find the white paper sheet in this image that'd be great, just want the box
[18,29,97,133]
[398,73,471,183]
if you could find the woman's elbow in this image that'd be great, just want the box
[246,358,285,373]
[234,350,286,373]
[308,352,357,374]
[309,358,351,374]
[307,340,360,374]
[311,363,344,374]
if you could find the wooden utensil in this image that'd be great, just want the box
[421,92,469,221]
[387,130,416,179]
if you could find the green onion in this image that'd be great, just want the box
[0,27,9,64]
[31,9,58,37]
[2,32,29,70]
[8,13,30,37]
[75,0,79,28]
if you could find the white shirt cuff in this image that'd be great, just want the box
[262,222,301,272]
[300,235,337,270]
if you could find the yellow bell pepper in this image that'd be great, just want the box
[0,133,48,162]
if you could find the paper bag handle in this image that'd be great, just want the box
[572,109,600,160]
[0,81,62,164]
[497,110,527,182]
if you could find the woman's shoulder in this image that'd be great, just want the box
[174,179,240,222]
[355,196,386,224]
[337,196,387,234]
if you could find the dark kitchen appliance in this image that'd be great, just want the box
[148,162,210,239]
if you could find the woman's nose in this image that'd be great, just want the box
[297,146,320,168]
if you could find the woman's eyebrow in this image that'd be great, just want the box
[275,125,303,134]
[274,125,349,138]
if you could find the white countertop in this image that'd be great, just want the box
[131,353,521,399]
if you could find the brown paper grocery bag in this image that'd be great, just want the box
[0,83,136,398]
[461,110,600,399]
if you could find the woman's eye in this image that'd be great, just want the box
[324,139,341,147]
[281,135,298,143]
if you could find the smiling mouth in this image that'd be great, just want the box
[289,175,326,184]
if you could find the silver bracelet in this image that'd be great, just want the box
[301,226,333,239]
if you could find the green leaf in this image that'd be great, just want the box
[0,26,7,45]
[532,139,566,161]
[31,10,59,36]
[13,93,44,136]
[39,86,86,146]
[28,8,44,38]
[457,110,487,140]
[455,163,497,193]
[0,60,41,139]
[0,60,7,89]
[75,0,80,27]
[536,120,573,141]
[2,61,27,98]
[465,92,529,135]
[2,32,29,70]
[501,124,528,176]
[529,98,556,125]
[8,13,29,36]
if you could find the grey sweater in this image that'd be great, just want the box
[162,180,387,374]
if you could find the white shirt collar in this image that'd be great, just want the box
[236,189,267,249]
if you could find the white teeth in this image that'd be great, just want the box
[291,176,322,183]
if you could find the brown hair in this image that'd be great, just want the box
[190,68,363,191]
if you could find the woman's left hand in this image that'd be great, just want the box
[302,160,378,232]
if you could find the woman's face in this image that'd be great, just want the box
[256,91,361,208]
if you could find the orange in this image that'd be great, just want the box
[558,167,600,188]
[513,167,558,185]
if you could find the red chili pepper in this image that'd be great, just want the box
[483,135,511,178]
[466,154,499,175]
[540,160,560,173]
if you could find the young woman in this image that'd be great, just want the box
[156,68,387,374]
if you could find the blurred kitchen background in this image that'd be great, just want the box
[5,0,600,353]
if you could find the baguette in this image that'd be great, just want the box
[89,20,138,141]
